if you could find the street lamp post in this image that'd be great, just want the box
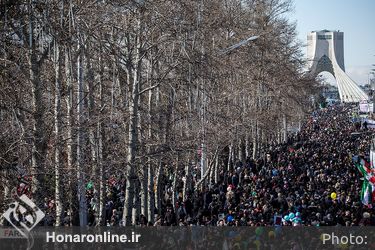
[218,35,259,55]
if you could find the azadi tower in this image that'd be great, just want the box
[307,30,368,103]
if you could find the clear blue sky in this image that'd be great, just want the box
[292,0,375,85]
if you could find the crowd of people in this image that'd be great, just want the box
[85,104,373,227]
[13,104,373,227]
[155,105,374,226]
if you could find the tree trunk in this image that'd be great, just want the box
[86,50,98,178]
[245,133,250,159]
[238,138,244,163]
[194,147,218,190]
[54,41,63,226]
[262,130,265,155]
[123,10,143,226]
[146,63,154,224]
[227,142,233,171]
[64,46,74,226]
[147,160,154,224]
[140,164,148,217]
[183,160,191,201]
[97,120,105,226]
[172,157,179,211]
[29,3,46,205]
[283,113,287,143]
[209,157,214,188]
[76,47,87,227]
[214,153,219,184]
[98,47,106,226]
[252,121,258,160]
[154,160,163,217]
[138,62,147,221]
[132,179,140,225]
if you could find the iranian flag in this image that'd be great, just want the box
[355,159,375,185]
[361,180,374,206]
[355,157,375,205]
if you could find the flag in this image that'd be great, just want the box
[361,180,372,206]
[354,157,375,205]
[355,159,375,185]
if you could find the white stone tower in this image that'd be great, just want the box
[307,30,368,102]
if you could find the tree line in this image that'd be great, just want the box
[0,0,318,226]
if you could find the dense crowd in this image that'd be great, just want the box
[87,104,373,227]
[13,104,373,227]
[148,104,374,227]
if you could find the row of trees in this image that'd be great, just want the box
[0,0,318,226]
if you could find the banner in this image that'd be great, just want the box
[371,139,375,169]
[359,101,373,113]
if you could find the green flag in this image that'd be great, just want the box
[361,180,372,206]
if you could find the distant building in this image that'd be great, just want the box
[307,30,368,103]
